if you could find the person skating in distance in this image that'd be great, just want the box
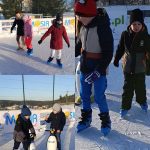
[38,13,70,68]
[23,15,33,56]
[11,11,25,50]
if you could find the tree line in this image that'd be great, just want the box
[0,94,75,110]
[0,0,72,19]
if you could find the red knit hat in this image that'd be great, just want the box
[74,0,97,17]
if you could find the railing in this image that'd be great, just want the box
[0,17,75,37]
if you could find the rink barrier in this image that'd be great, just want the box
[1,6,150,39]
[0,17,75,37]
[0,108,75,133]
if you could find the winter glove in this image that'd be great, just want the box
[38,39,42,45]
[68,43,70,48]
[85,70,101,84]
[113,59,119,67]
[50,129,56,134]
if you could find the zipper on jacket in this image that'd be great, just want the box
[130,33,138,74]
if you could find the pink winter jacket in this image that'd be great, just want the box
[24,16,33,38]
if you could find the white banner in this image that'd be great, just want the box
[105,5,150,40]
[0,108,75,133]
[0,17,75,37]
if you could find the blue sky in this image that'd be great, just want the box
[0,75,75,101]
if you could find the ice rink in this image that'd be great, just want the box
[0,33,75,75]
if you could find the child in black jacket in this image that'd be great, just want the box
[13,105,36,150]
[114,9,150,118]
[45,103,66,150]
[11,11,25,50]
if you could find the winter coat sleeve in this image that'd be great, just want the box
[13,117,26,142]
[11,19,17,31]
[24,24,27,37]
[75,35,82,57]
[24,23,33,38]
[28,119,36,134]
[41,26,53,41]
[60,112,66,131]
[62,26,70,45]
[114,31,126,63]
[96,20,114,73]
[145,34,150,53]
[14,117,23,132]
[46,113,52,123]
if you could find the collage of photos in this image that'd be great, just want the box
[0,0,150,150]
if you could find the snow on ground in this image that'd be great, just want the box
[75,62,150,150]
[0,105,75,150]
[0,33,75,75]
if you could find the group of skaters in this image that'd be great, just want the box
[11,11,70,67]
[75,0,150,136]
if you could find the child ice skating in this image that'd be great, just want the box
[23,15,33,55]
[113,9,150,118]
[38,13,70,68]
[11,11,25,50]
[75,0,114,135]
[13,105,36,150]
[45,103,66,150]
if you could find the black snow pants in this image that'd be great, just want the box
[121,73,147,110]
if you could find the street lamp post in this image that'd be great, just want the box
[52,75,55,105]
[66,91,68,104]
[22,75,26,105]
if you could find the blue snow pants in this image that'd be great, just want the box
[80,72,109,113]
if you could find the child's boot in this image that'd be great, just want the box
[56,59,63,68]
[120,109,128,118]
[77,109,92,133]
[47,57,53,64]
[99,112,111,136]
[27,48,33,55]
[140,102,148,112]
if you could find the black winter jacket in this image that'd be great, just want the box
[114,25,150,74]
[46,111,66,131]
[13,114,35,142]
[11,18,24,36]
